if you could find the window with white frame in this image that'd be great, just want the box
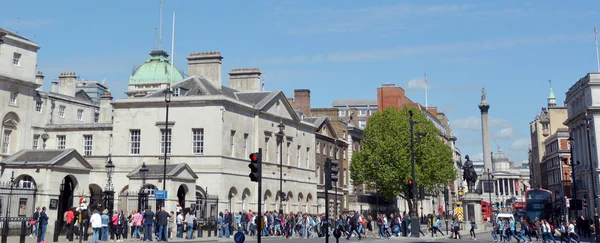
[9,92,17,105]
[77,109,84,121]
[12,52,21,65]
[161,129,172,154]
[59,105,66,117]
[57,135,66,149]
[35,101,42,112]
[32,134,40,150]
[192,128,204,155]
[338,110,346,117]
[264,137,270,161]
[297,145,301,167]
[358,109,368,116]
[83,135,93,156]
[243,134,248,156]
[130,129,141,155]
[230,130,235,157]
[2,130,11,154]
[358,120,367,128]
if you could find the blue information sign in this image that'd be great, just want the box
[154,190,168,199]
[234,232,245,243]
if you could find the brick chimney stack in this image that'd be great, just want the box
[294,89,311,117]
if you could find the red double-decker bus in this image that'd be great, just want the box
[481,200,492,221]
[524,189,554,228]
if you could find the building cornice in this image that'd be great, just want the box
[0,74,41,89]
[44,123,113,131]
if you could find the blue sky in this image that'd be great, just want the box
[2,0,600,163]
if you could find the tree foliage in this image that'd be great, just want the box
[350,106,456,213]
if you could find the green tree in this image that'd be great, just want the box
[350,106,456,214]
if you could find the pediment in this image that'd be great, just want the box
[263,95,296,121]
[3,119,18,127]
[171,165,198,181]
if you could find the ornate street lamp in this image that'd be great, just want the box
[276,120,285,215]
[138,162,149,211]
[161,88,173,209]
[103,155,115,214]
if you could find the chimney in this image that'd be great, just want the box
[187,52,223,89]
[426,106,438,117]
[294,89,311,117]
[51,79,59,93]
[58,72,77,96]
[35,71,44,90]
[229,68,261,92]
[99,91,113,123]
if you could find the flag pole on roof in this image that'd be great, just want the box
[170,11,175,88]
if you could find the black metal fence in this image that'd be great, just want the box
[0,181,37,236]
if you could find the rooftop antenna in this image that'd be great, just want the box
[170,11,175,87]
[153,27,158,50]
[158,0,163,50]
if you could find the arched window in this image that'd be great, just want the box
[1,112,20,154]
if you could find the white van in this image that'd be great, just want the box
[496,213,515,222]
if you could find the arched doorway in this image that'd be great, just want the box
[177,185,188,209]
[297,193,304,213]
[286,192,293,213]
[227,187,238,213]
[241,188,251,211]
[263,190,272,212]
[306,193,313,213]
[58,176,77,232]
[89,184,103,211]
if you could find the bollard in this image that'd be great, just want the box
[53,219,61,242]
[198,223,203,238]
[207,222,211,237]
[1,220,9,243]
[19,221,26,243]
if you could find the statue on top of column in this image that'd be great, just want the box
[481,87,487,103]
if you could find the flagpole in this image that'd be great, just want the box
[424,71,428,108]
[170,12,175,87]
[595,24,599,72]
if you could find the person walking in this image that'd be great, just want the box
[30,207,40,239]
[345,211,362,240]
[432,216,444,237]
[469,217,477,240]
[185,211,196,239]
[37,206,49,243]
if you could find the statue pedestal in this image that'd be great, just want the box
[462,193,484,228]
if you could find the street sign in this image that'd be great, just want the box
[234,232,245,243]
[333,229,341,239]
[154,190,168,199]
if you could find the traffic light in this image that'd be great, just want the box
[407,179,414,199]
[325,158,332,190]
[248,150,262,182]
[330,159,339,183]
[443,188,449,202]
[419,185,425,200]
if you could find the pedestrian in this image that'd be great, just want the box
[143,206,155,241]
[90,210,101,243]
[30,207,40,239]
[185,211,196,239]
[157,207,170,241]
[168,211,175,240]
[469,216,477,240]
[345,212,362,240]
[38,206,49,243]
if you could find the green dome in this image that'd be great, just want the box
[129,50,185,85]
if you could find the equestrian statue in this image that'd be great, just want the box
[462,155,478,192]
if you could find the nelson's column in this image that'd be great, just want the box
[479,88,494,192]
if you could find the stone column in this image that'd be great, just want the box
[479,90,493,172]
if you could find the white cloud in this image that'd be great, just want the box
[494,127,515,139]
[407,78,427,89]
[452,116,512,131]
[510,138,530,150]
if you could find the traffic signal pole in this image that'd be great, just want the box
[409,110,419,238]
[325,158,331,243]
[249,149,263,243]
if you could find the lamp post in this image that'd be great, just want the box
[409,110,419,238]
[162,88,172,209]
[138,162,149,211]
[276,120,285,215]
[1,171,14,243]
[583,111,600,243]
[567,135,577,218]
[103,155,115,214]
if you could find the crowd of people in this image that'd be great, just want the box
[215,209,441,240]
[27,200,201,243]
